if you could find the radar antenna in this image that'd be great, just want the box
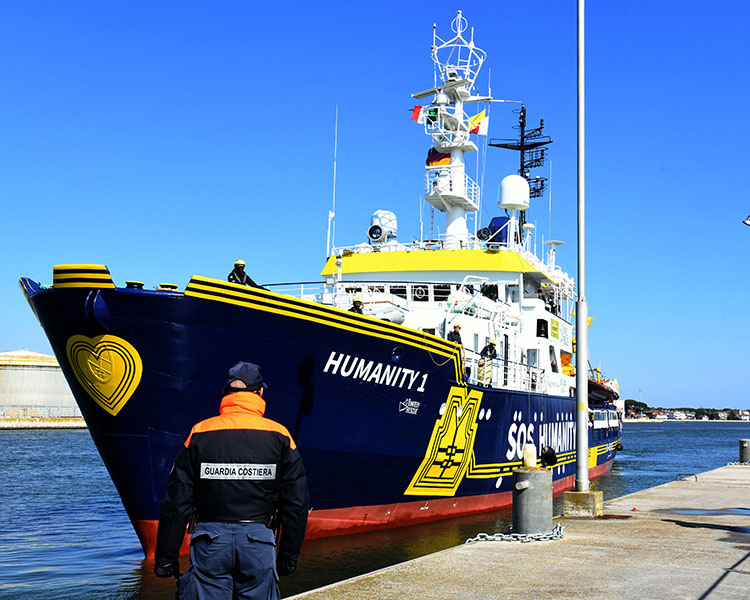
[489,105,552,232]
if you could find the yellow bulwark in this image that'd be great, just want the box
[320,249,551,278]
[184,276,465,383]
[53,264,115,289]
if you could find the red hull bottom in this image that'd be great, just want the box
[135,458,614,558]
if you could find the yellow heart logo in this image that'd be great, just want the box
[66,334,143,416]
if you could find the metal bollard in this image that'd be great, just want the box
[740,440,750,463]
[512,466,553,535]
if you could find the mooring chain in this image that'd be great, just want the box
[465,523,564,544]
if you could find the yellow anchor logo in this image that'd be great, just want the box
[65,334,143,416]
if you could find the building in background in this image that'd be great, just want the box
[0,350,81,419]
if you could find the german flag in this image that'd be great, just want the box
[426,148,451,166]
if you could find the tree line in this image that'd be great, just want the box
[625,399,743,421]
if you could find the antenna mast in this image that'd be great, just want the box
[411,11,488,250]
[489,105,552,233]
[326,105,339,256]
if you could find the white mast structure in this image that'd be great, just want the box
[412,11,490,250]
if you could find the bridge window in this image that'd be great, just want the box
[481,284,498,301]
[434,285,451,302]
[389,285,407,300]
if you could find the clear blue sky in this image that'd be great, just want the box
[2,1,749,410]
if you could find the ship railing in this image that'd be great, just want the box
[268,280,519,329]
[329,237,571,267]
[264,281,328,302]
[447,281,508,323]
[266,280,428,313]
[331,230,542,255]
[424,166,480,205]
[464,351,546,393]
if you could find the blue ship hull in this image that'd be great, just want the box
[20,269,621,557]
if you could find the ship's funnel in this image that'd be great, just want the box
[498,175,530,211]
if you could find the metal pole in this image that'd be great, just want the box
[326,105,339,257]
[575,0,590,492]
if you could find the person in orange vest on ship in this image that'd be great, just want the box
[154,362,309,600]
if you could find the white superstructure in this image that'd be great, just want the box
[276,12,583,398]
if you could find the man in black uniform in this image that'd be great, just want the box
[447,323,462,344]
[154,362,309,600]
[228,259,263,288]
[478,340,498,387]
[480,339,498,358]
[349,297,363,314]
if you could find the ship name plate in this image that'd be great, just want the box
[323,351,428,392]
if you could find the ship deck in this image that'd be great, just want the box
[289,465,750,599]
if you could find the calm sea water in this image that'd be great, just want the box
[1,421,749,599]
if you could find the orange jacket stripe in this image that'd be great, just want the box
[184,391,297,449]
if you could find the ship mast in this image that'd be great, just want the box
[489,105,552,235]
[411,11,489,250]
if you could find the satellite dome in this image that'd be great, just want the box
[498,174,530,210]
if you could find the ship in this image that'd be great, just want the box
[19,11,621,558]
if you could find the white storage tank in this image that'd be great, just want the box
[0,350,81,419]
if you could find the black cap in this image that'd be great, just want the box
[227,361,267,392]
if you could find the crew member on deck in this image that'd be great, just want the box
[480,339,498,359]
[228,259,263,288]
[477,340,497,387]
[447,323,462,345]
[349,297,364,314]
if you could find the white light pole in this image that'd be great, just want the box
[575,0,590,493]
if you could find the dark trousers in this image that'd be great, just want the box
[177,522,278,600]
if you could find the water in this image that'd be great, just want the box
[1,422,748,599]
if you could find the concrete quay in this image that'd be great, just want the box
[289,466,750,600]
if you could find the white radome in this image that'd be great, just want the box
[498,174,530,211]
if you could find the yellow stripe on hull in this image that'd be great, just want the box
[184,276,464,383]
